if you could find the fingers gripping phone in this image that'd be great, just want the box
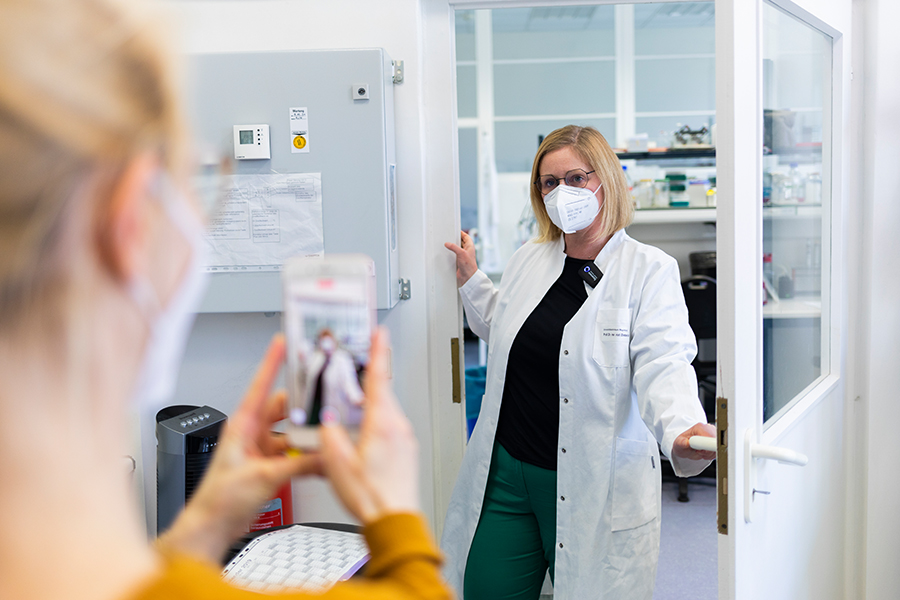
[283,255,376,449]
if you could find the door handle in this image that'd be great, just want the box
[748,442,808,466]
[689,436,717,452]
[743,428,808,522]
[690,434,808,466]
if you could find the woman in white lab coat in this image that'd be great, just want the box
[443,125,716,600]
[304,329,365,426]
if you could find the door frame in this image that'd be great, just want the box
[422,0,855,596]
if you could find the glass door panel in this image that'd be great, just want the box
[761,2,832,424]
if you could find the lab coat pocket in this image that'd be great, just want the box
[592,308,633,368]
[610,437,659,531]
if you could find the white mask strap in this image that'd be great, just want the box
[128,277,163,324]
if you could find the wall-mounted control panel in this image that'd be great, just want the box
[233,124,271,160]
[188,49,399,312]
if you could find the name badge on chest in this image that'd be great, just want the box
[579,262,603,288]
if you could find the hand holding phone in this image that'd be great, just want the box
[320,327,420,524]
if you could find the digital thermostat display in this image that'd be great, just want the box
[233,124,271,160]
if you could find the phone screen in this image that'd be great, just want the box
[284,272,371,439]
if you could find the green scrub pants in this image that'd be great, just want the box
[463,441,558,600]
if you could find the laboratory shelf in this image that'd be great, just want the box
[616,147,716,161]
[763,204,822,219]
[762,297,822,319]
[631,207,717,224]
[617,148,717,168]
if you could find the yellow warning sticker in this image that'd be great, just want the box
[290,107,310,153]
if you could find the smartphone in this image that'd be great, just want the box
[283,255,376,449]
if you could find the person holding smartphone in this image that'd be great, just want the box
[443,125,716,600]
[0,1,449,599]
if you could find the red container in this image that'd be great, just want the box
[249,482,294,532]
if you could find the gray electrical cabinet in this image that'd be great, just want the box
[187,49,399,311]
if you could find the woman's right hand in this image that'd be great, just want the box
[320,328,420,524]
[444,230,478,287]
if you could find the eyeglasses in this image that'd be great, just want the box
[534,169,596,194]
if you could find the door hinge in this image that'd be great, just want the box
[717,396,729,535]
[399,278,411,300]
[392,60,404,84]
[450,337,462,404]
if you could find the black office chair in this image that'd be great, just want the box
[682,275,717,424]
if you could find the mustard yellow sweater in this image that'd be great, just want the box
[128,513,452,600]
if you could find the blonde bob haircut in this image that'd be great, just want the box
[0,0,186,335]
[529,125,633,244]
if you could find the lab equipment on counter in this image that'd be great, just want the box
[707,176,717,207]
[653,179,669,207]
[806,172,822,205]
[688,180,710,207]
[672,124,712,147]
[626,133,649,152]
[770,163,810,206]
[634,179,654,209]
[789,163,806,203]
[669,183,689,207]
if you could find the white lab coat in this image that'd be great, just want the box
[306,348,364,424]
[441,229,710,600]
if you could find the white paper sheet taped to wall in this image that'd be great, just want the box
[204,173,324,272]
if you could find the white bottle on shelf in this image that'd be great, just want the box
[789,162,806,204]
[806,172,822,205]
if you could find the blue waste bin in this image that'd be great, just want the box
[464,366,487,440]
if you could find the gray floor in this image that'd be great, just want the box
[539,480,717,600]
[653,479,718,600]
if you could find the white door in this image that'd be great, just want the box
[716,1,849,598]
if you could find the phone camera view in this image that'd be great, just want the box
[284,258,373,446]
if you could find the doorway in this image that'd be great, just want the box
[453,4,719,599]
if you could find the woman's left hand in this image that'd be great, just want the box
[672,422,717,462]
[157,335,323,564]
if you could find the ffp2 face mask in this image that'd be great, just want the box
[128,174,209,410]
[543,182,603,234]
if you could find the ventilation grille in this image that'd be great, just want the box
[185,452,214,501]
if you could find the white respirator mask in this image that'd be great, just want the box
[128,174,209,410]
[543,182,603,234]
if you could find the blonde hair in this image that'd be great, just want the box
[0,0,187,335]
[529,125,633,243]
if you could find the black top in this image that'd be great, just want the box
[495,256,596,471]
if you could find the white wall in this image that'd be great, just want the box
[140,0,465,537]
[858,0,900,596]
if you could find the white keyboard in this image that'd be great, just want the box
[222,525,370,594]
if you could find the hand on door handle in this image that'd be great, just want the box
[674,424,717,461]
[689,436,717,452]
